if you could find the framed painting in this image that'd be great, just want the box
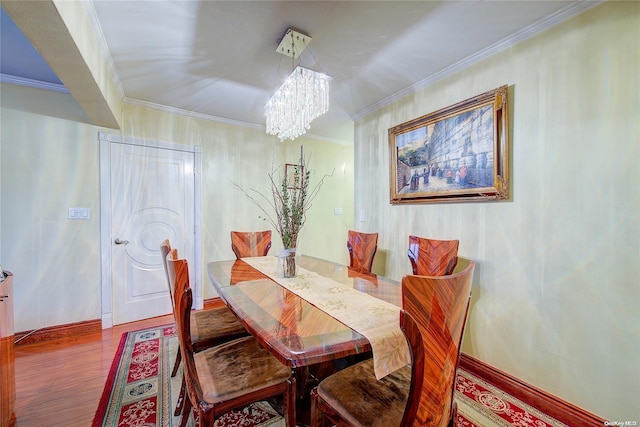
[285,163,304,189]
[389,85,509,204]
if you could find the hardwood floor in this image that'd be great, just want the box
[14,314,174,427]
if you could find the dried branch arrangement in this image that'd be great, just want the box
[232,147,332,250]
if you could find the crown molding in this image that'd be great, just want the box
[123,97,352,146]
[0,73,69,93]
[123,97,265,131]
[352,0,604,122]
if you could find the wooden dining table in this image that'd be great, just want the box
[207,255,404,425]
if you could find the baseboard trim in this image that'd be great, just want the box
[15,319,102,346]
[15,299,226,346]
[459,353,605,427]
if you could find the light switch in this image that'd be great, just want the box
[334,207,343,215]
[68,207,90,219]
[359,210,366,222]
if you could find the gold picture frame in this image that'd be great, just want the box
[389,85,509,204]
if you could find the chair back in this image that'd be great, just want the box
[407,235,459,276]
[167,254,204,405]
[160,239,173,299]
[231,230,272,258]
[347,230,378,273]
[165,248,185,305]
[399,261,475,427]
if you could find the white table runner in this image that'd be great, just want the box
[242,256,411,379]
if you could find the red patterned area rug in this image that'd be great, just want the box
[92,325,280,427]
[93,325,568,427]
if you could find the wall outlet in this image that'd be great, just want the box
[334,207,344,215]
[68,207,90,219]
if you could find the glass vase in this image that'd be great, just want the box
[278,248,297,278]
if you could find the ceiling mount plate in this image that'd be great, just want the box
[276,28,312,59]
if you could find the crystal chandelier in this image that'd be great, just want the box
[265,29,330,142]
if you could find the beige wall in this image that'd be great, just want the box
[1,103,104,331]
[0,94,353,329]
[353,2,639,420]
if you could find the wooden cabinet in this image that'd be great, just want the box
[0,272,15,427]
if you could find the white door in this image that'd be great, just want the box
[110,142,195,325]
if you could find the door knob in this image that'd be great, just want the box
[114,238,130,245]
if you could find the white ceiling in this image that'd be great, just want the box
[1,1,599,143]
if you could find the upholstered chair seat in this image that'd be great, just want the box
[315,359,410,427]
[189,309,247,347]
[194,336,292,404]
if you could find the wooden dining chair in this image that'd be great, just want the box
[347,230,378,273]
[310,261,475,427]
[169,254,296,427]
[161,242,248,416]
[230,230,272,258]
[407,235,459,276]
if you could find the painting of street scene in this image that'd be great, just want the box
[389,85,508,204]
[394,103,495,196]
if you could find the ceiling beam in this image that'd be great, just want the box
[2,0,121,129]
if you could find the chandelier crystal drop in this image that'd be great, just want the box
[265,66,331,142]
